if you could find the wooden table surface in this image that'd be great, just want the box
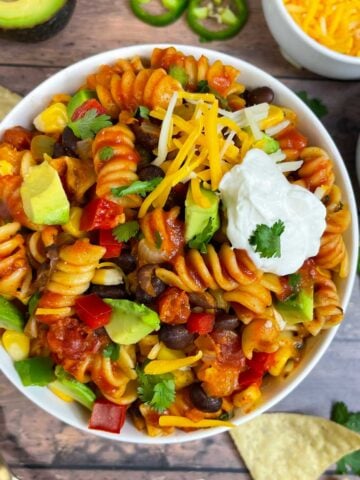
[0,1,359,479]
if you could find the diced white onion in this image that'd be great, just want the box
[269,149,287,163]
[153,92,178,166]
[278,160,304,172]
[265,120,290,137]
[92,262,124,286]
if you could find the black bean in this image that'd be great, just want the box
[52,142,66,158]
[138,165,165,182]
[89,284,127,299]
[189,292,216,310]
[189,384,222,413]
[247,86,274,106]
[135,286,153,304]
[158,325,194,350]
[111,252,137,274]
[214,313,239,331]
[62,126,79,154]
[137,264,166,297]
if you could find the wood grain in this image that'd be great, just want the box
[0,0,359,478]
[0,0,317,78]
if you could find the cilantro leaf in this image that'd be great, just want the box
[68,109,112,140]
[331,401,360,475]
[135,105,150,120]
[28,292,41,316]
[111,177,162,198]
[112,221,139,243]
[249,220,285,259]
[188,218,214,254]
[137,368,176,413]
[99,146,114,161]
[102,343,120,361]
[154,230,163,249]
[296,91,328,119]
[169,66,189,88]
[288,273,301,293]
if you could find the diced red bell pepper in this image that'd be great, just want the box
[89,398,127,434]
[238,368,263,390]
[187,312,215,335]
[99,229,123,259]
[246,352,274,374]
[72,99,107,121]
[80,198,123,231]
[276,127,308,151]
[75,294,112,329]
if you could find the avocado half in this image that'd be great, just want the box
[0,0,77,42]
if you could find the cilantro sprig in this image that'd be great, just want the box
[102,343,120,361]
[135,105,150,119]
[68,109,112,140]
[112,221,140,243]
[331,401,360,474]
[188,218,214,253]
[111,177,162,198]
[249,220,285,259]
[296,91,328,119]
[28,292,41,316]
[137,367,176,413]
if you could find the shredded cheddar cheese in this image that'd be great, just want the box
[158,416,234,428]
[284,0,360,57]
[144,350,203,375]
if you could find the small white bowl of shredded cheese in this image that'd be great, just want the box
[262,0,360,80]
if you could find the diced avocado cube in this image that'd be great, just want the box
[20,160,70,225]
[104,299,160,345]
[0,296,24,332]
[185,185,220,243]
[276,287,314,324]
[67,89,96,119]
[14,357,55,386]
[254,135,280,154]
[53,366,96,410]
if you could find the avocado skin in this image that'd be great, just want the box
[0,0,76,43]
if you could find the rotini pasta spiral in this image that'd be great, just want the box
[304,268,343,336]
[0,222,32,300]
[36,239,105,323]
[296,147,335,192]
[151,47,245,97]
[156,244,261,293]
[92,124,141,208]
[27,227,59,265]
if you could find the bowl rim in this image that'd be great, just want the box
[0,43,358,444]
[268,0,360,65]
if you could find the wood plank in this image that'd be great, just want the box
[0,0,317,79]
[1,339,359,470]
[6,468,359,480]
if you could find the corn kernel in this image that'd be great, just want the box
[2,330,30,361]
[0,160,14,176]
[48,384,74,403]
[233,385,261,413]
[62,207,85,238]
[173,369,195,390]
[34,102,68,134]
[269,345,295,376]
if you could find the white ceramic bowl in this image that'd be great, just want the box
[262,0,360,80]
[0,44,358,444]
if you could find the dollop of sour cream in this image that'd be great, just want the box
[219,149,326,276]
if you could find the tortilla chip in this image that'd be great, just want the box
[230,413,360,480]
[0,85,22,121]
